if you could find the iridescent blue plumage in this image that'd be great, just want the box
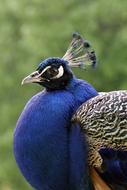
[14,76,97,190]
[14,33,98,190]
[100,148,127,190]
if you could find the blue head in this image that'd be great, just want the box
[22,33,97,90]
[22,57,73,90]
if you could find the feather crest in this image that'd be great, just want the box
[63,32,97,68]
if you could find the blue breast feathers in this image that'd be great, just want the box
[14,77,98,190]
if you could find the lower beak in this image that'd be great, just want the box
[21,71,42,85]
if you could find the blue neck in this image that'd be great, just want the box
[14,75,98,190]
[65,76,80,91]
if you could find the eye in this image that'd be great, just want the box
[39,65,64,80]
[42,67,58,79]
[45,67,58,77]
[51,65,64,79]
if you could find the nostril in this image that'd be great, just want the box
[31,74,36,77]
[31,72,39,77]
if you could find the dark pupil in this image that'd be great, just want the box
[43,67,58,78]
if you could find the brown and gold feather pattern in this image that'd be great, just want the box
[72,91,127,167]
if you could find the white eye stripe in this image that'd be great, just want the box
[39,66,51,76]
[51,66,64,79]
[39,65,64,79]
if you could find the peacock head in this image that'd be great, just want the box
[22,33,97,90]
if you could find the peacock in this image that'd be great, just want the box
[14,33,98,190]
[72,90,127,190]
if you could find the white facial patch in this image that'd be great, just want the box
[51,65,64,79]
[39,66,51,76]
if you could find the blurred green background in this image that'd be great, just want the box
[1,0,127,189]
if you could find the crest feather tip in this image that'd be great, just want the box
[84,41,91,48]
[72,32,82,39]
[63,33,97,69]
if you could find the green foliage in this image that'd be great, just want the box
[0,0,127,189]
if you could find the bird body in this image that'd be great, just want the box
[14,77,97,190]
[73,90,127,189]
[14,33,98,190]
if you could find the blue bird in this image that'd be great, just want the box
[14,33,98,190]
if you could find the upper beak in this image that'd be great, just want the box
[21,71,42,85]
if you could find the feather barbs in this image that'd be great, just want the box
[63,32,97,69]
